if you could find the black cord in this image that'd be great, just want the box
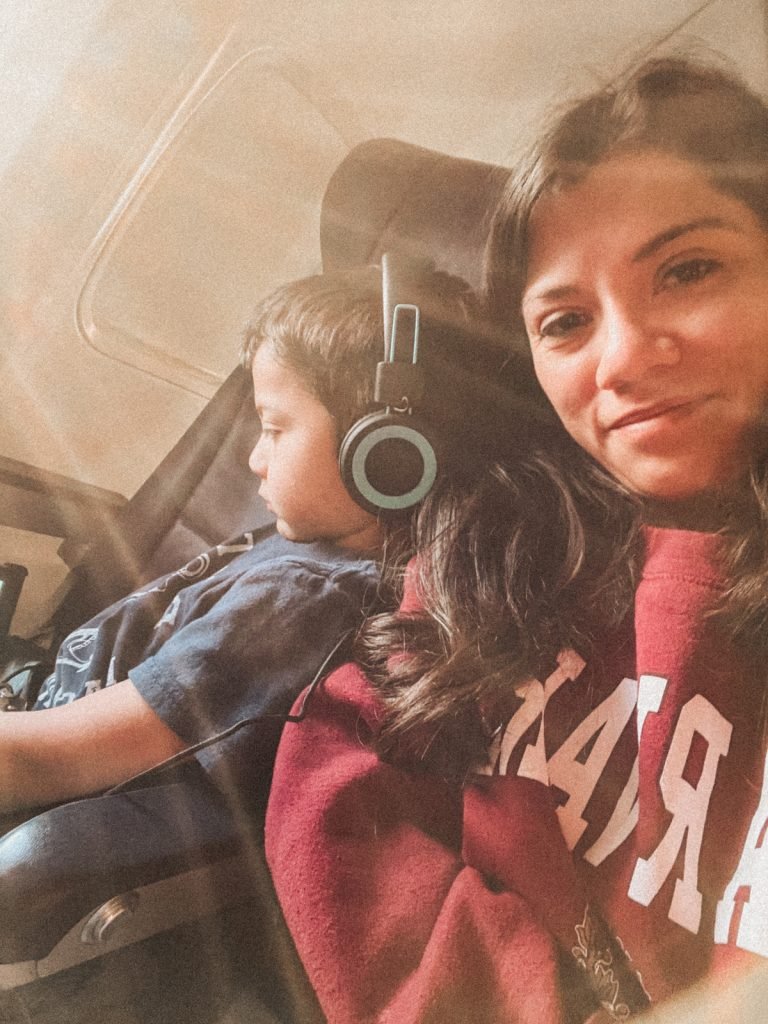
[106,628,354,796]
[0,663,45,689]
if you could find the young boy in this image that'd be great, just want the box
[2,263,492,818]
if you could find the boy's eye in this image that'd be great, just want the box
[658,257,721,289]
[260,426,279,440]
[537,309,591,341]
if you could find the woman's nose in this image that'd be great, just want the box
[594,305,680,391]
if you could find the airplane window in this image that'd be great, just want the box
[77,51,359,397]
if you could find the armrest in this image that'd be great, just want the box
[0,766,243,965]
[0,766,325,1024]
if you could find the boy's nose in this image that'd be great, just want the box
[594,306,680,391]
[248,440,266,478]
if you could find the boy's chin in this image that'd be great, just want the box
[275,519,313,544]
[275,519,297,539]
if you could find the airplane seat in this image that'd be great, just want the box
[0,138,510,1024]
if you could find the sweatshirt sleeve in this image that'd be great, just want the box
[265,663,564,1024]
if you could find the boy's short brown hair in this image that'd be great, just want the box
[241,266,485,441]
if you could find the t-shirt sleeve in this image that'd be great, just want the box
[129,556,376,745]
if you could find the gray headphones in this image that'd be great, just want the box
[338,254,440,516]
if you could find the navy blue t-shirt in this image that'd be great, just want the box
[34,526,380,812]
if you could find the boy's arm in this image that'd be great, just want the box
[0,679,186,813]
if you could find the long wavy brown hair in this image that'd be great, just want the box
[358,54,768,772]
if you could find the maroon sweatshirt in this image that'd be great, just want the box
[266,528,768,1022]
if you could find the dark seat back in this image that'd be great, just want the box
[321,137,508,287]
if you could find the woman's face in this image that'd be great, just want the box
[521,150,768,503]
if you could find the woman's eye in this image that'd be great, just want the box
[260,425,279,440]
[659,257,721,289]
[538,310,590,340]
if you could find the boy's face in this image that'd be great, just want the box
[248,341,383,552]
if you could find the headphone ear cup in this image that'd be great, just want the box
[339,411,439,516]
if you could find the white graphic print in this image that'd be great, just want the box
[628,695,732,933]
[215,533,255,558]
[106,655,119,686]
[156,594,182,631]
[176,552,212,581]
[55,628,99,673]
[123,531,257,603]
[584,675,668,867]
[585,757,639,867]
[715,752,768,956]
[483,649,586,781]
[487,662,767,947]
[549,676,637,850]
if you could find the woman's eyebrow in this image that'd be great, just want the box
[633,217,739,262]
[522,283,579,309]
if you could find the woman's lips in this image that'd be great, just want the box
[607,397,705,431]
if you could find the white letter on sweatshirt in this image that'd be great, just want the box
[584,674,667,866]
[487,650,586,780]
[715,750,768,955]
[547,676,637,850]
[628,694,732,933]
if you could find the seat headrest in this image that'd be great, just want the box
[320,138,510,290]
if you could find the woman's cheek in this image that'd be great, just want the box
[532,356,569,416]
